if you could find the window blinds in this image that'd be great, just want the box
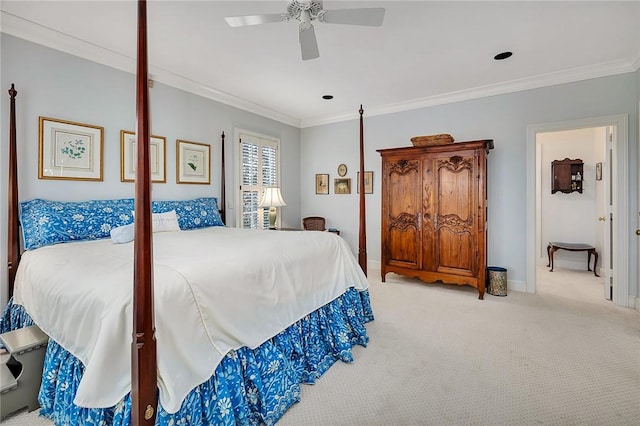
[240,133,280,229]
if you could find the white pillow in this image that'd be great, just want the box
[110,223,134,244]
[132,210,181,232]
[152,210,181,232]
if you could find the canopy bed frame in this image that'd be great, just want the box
[5,1,369,424]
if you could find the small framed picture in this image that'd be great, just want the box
[334,178,351,194]
[120,130,167,183]
[595,162,602,181]
[357,171,374,194]
[315,174,329,194]
[39,116,104,181]
[176,139,211,184]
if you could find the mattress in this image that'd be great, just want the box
[13,227,369,413]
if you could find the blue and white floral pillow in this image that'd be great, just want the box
[20,197,224,250]
[152,197,224,230]
[20,198,135,250]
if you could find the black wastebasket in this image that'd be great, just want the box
[487,266,507,296]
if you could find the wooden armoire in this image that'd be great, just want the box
[377,139,493,299]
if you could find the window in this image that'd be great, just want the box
[238,130,280,229]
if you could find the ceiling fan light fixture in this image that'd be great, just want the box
[299,9,312,29]
[288,0,322,21]
[226,1,386,60]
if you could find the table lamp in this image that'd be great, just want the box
[258,187,287,229]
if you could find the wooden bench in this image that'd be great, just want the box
[547,242,599,277]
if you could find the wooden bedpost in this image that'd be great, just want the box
[132,1,157,425]
[7,84,19,299]
[220,131,226,224]
[358,105,367,276]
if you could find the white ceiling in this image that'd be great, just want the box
[2,1,639,128]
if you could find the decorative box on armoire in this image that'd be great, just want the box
[377,139,493,299]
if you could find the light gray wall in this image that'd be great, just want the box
[301,73,639,300]
[0,34,301,305]
[1,33,638,306]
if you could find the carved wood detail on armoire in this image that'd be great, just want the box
[377,139,494,299]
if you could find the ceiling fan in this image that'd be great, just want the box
[225,0,385,60]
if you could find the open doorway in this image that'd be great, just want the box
[535,127,607,303]
[526,114,630,307]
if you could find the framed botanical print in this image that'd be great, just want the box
[120,130,167,183]
[176,139,211,184]
[315,174,329,194]
[39,116,104,181]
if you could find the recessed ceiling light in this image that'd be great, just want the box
[322,95,334,100]
[494,51,513,60]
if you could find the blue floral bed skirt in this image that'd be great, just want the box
[1,288,373,425]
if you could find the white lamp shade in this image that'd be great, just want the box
[258,187,287,208]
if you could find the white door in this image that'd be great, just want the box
[602,127,613,300]
[637,105,640,303]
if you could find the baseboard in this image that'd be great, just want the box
[538,255,598,272]
[367,260,527,293]
[546,259,595,273]
[508,280,527,293]
[633,296,640,312]
[373,260,528,293]
[367,260,381,270]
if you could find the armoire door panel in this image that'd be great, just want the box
[383,159,422,269]
[437,157,474,223]
[387,226,420,268]
[434,154,477,275]
[436,228,473,274]
[388,160,421,218]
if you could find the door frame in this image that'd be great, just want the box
[526,114,630,307]
[637,102,640,312]
[603,127,613,299]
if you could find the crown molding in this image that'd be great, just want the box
[150,70,301,128]
[2,11,636,130]
[0,12,301,128]
[632,52,640,71]
[1,12,136,79]
[300,58,637,128]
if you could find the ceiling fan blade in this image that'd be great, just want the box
[320,8,385,26]
[225,13,287,27]
[299,23,319,60]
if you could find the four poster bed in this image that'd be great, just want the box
[1,2,372,425]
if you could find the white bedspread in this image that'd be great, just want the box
[13,227,369,413]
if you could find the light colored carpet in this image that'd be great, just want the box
[3,265,639,425]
